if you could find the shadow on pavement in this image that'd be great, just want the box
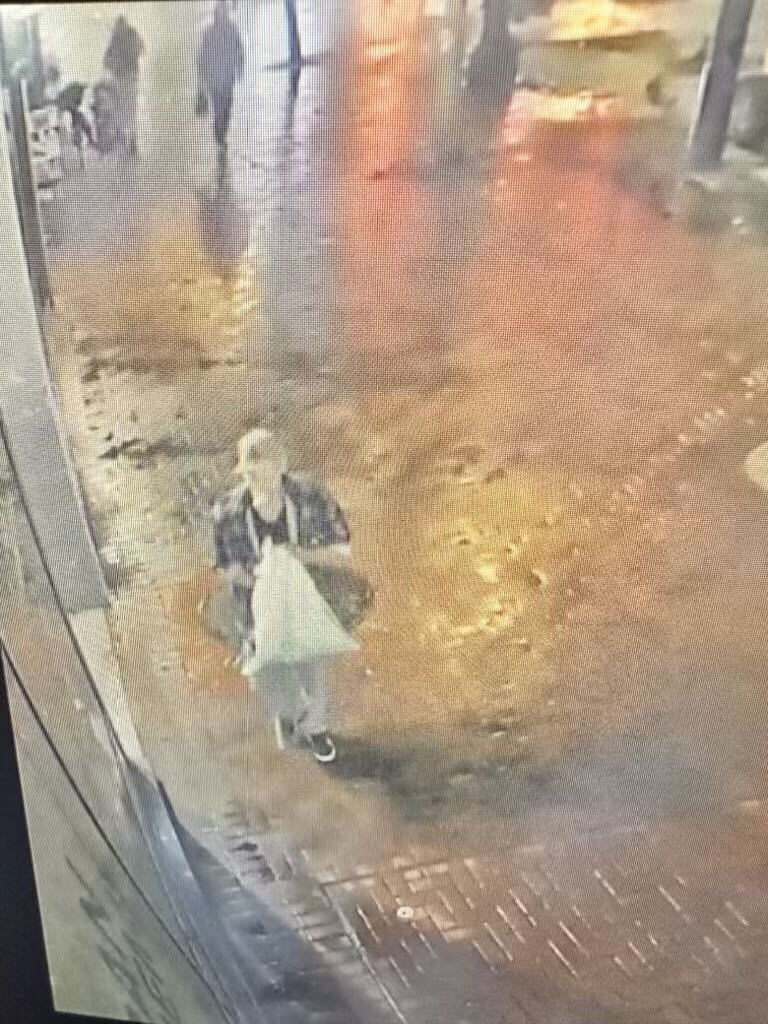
[195,163,249,278]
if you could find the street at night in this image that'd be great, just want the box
[3,2,768,1023]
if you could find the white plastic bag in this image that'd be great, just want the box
[241,537,360,676]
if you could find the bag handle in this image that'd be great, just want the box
[284,493,299,546]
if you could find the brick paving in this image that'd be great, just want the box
[292,827,768,1023]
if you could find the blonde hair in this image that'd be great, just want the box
[235,428,287,475]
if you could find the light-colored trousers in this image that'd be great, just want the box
[249,658,330,738]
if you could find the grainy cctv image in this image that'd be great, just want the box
[2,1,768,1022]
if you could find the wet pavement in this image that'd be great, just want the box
[30,1,768,1021]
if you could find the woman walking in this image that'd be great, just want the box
[213,430,359,764]
[103,15,144,158]
[196,0,245,160]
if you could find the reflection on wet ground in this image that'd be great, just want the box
[195,163,248,277]
[42,3,768,821]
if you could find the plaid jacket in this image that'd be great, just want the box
[213,473,351,575]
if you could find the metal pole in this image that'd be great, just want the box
[29,12,44,107]
[688,0,755,171]
[467,0,519,100]
[284,0,302,68]
[7,76,52,311]
[485,0,509,35]
[0,14,9,88]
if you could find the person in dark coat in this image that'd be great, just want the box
[284,0,302,70]
[196,1,245,157]
[103,15,144,157]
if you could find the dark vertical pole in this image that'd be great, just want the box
[7,77,52,312]
[0,14,9,88]
[284,0,302,69]
[29,13,44,106]
[688,0,755,171]
[468,0,519,100]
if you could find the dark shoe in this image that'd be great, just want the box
[309,732,336,764]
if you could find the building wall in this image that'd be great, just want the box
[7,668,228,1024]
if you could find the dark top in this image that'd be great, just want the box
[104,21,144,79]
[247,501,291,547]
[197,17,245,92]
[213,473,351,578]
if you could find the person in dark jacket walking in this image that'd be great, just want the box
[103,15,144,157]
[196,1,245,158]
[55,82,94,164]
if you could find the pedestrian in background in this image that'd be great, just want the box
[213,429,359,765]
[54,81,94,166]
[196,0,245,160]
[103,15,144,158]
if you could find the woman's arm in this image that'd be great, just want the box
[213,498,260,584]
[297,542,352,568]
